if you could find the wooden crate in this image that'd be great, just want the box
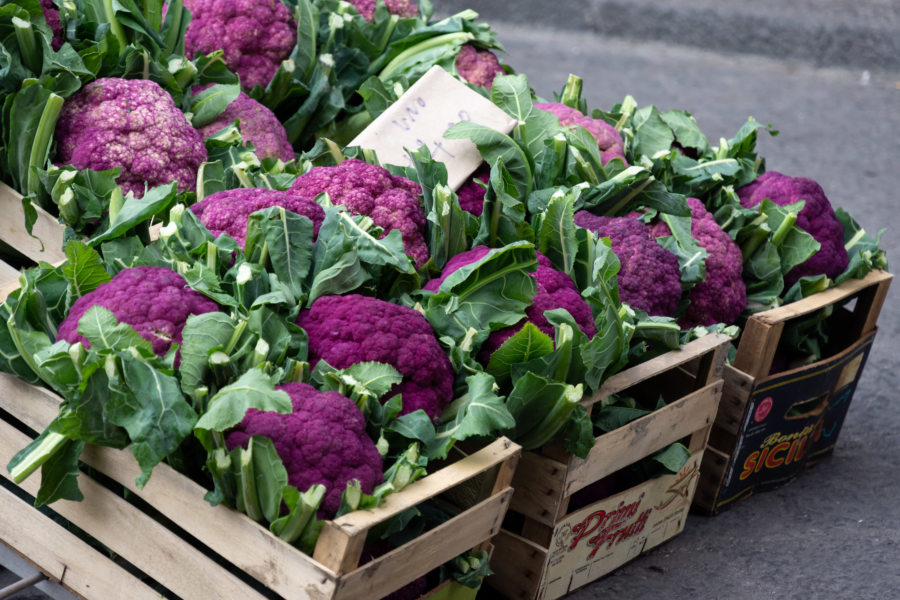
[693,269,893,515]
[486,333,731,600]
[0,371,520,600]
[0,181,67,296]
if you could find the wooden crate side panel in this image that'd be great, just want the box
[715,365,755,437]
[693,445,731,514]
[508,452,568,527]
[485,529,547,600]
[0,183,66,265]
[0,486,160,600]
[2,375,522,599]
[564,381,722,497]
[537,452,702,600]
[0,421,269,600]
[1,375,340,597]
[584,334,731,407]
[333,489,513,600]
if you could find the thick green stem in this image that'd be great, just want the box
[378,32,474,82]
[238,447,262,521]
[27,94,64,198]
[102,0,128,49]
[8,431,69,483]
[740,225,771,262]
[771,211,797,247]
[13,17,41,74]
[560,74,583,110]
[274,485,325,543]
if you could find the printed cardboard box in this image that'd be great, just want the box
[694,270,892,514]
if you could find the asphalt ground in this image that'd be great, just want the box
[3,4,899,599]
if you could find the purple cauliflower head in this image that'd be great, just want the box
[190,188,325,246]
[425,247,597,363]
[183,0,297,89]
[456,165,490,216]
[225,382,383,518]
[574,212,682,317]
[289,159,428,268]
[535,103,627,166]
[648,198,746,327]
[454,44,505,90]
[40,0,63,51]
[56,266,220,359]
[737,171,849,287]
[194,85,294,161]
[296,294,454,423]
[346,0,419,21]
[54,78,207,198]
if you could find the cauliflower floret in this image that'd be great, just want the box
[296,294,454,423]
[183,0,297,89]
[190,188,325,246]
[454,44,505,89]
[737,171,849,287]
[574,212,682,317]
[536,102,627,166]
[194,85,294,161]
[56,266,220,358]
[346,0,419,21]
[289,159,428,268]
[456,165,490,216]
[225,382,383,518]
[54,78,207,198]
[648,198,746,327]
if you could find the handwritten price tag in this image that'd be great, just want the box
[350,66,517,190]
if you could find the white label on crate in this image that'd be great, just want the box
[349,66,517,190]
[538,453,703,600]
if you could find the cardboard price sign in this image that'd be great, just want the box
[350,66,517,190]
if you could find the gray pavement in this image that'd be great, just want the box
[441,0,900,72]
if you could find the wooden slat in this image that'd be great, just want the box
[330,438,520,535]
[584,333,731,407]
[0,183,66,265]
[0,486,160,600]
[732,318,783,380]
[856,271,892,334]
[0,259,19,286]
[753,269,891,325]
[564,381,723,497]
[333,488,513,600]
[485,529,546,600]
[0,421,269,600]
[693,445,732,514]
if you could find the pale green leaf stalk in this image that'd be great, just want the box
[12,17,41,74]
[560,74,583,110]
